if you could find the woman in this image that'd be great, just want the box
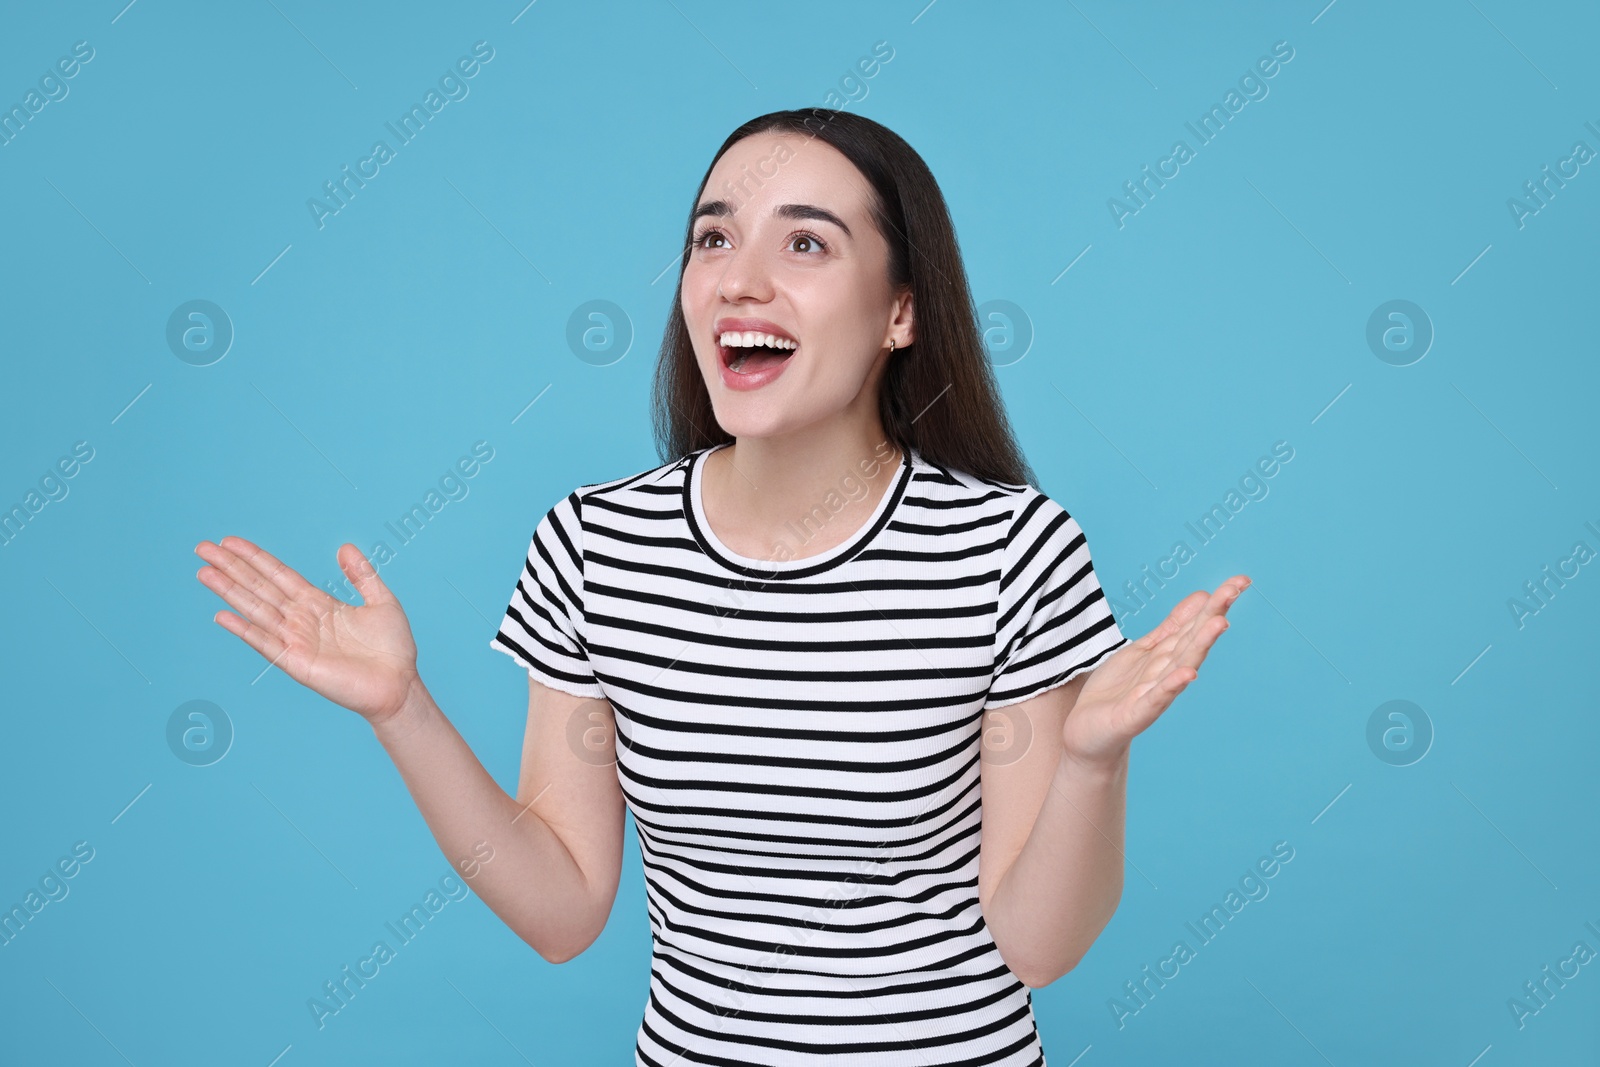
[195,108,1247,1065]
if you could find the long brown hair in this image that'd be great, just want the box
[650,108,1038,488]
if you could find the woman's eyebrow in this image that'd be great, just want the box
[691,200,853,239]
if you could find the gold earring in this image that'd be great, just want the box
[889,339,896,354]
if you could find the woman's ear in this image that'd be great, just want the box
[891,287,915,349]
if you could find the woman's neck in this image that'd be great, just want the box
[701,434,904,563]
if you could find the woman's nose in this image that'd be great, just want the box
[714,249,772,303]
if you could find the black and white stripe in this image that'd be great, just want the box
[492,442,1127,1065]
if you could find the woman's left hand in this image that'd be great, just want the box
[1061,575,1251,768]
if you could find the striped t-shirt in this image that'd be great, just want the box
[490,441,1127,1066]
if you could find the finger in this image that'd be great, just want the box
[197,563,286,627]
[196,539,293,614]
[1134,577,1248,673]
[1138,579,1247,679]
[1180,579,1246,637]
[1151,665,1196,705]
[1204,577,1247,616]
[1119,666,1197,737]
[1142,590,1223,661]
[214,608,291,667]
[1135,627,1203,686]
[1134,590,1209,649]
[338,543,395,607]
[1132,597,1211,683]
[1169,610,1230,674]
[220,536,339,610]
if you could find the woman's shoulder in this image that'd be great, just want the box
[910,450,1054,516]
[554,448,703,520]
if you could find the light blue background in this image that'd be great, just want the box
[2,1,1596,1063]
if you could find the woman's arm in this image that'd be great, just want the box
[371,675,625,963]
[979,577,1248,987]
[978,676,1127,988]
[195,536,624,963]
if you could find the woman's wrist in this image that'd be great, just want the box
[1057,740,1130,785]
[370,672,435,746]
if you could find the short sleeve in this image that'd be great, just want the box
[985,491,1127,710]
[489,492,606,700]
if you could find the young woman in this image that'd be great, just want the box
[195,108,1247,1065]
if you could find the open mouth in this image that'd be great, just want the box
[717,330,798,375]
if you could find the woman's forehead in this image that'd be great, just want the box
[703,136,870,224]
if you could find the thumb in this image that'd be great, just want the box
[338,543,394,606]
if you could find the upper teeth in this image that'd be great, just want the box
[719,331,797,350]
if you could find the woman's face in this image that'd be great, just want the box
[680,130,912,441]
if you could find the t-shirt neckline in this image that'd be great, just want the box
[683,442,916,579]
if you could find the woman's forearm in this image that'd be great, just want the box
[369,678,605,963]
[986,746,1129,987]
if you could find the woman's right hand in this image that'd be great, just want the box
[195,537,421,726]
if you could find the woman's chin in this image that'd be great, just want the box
[706,382,873,445]
[708,410,784,440]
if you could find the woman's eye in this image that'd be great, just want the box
[691,229,827,254]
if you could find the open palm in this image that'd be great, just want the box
[195,536,419,724]
[1061,575,1250,766]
